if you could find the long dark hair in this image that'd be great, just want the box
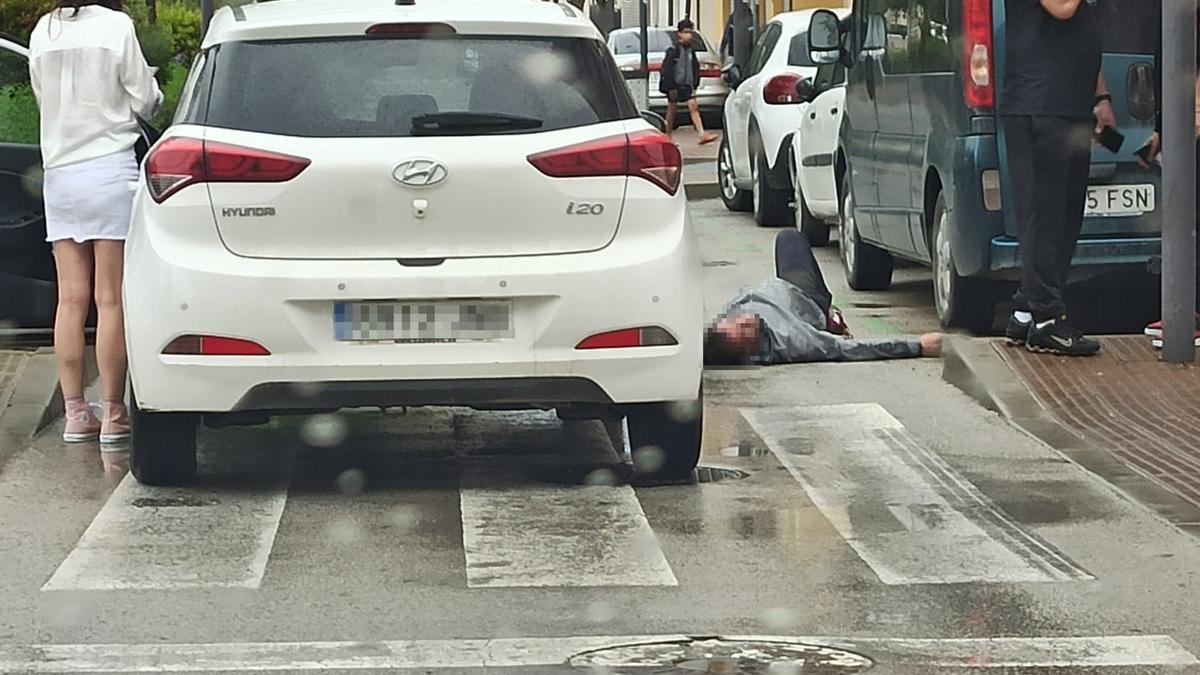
[57,0,124,14]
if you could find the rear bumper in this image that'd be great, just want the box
[989,235,1162,273]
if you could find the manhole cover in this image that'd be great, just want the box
[569,638,873,674]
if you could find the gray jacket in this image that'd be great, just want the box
[724,278,922,364]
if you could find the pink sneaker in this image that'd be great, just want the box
[63,399,101,443]
[100,402,131,445]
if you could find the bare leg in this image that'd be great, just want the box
[689,97,716,143]
[665,90,679,134]
[52,241,94,400]
[92,240,127,403]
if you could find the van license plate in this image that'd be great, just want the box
[334,301,513,342]
[1085,184,1155,218]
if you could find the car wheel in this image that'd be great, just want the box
[931,193,996,333]
[753,150,794,227]
[626,393,703,484]
[130,393,199,486]
[796,182,831,246]
[839,172,893,291]
[718,135,751,212]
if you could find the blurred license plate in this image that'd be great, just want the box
[1085,184,1155,218]
[334,301,513,342]
[648,71,660,91]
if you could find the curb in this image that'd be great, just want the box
[0,347,96,473]
[943,336,1200,535]
[685,181,721,200]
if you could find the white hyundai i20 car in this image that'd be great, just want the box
[125,0,704,486]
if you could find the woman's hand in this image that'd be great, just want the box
[1138,132,1161,170]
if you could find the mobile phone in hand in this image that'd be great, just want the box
[1136,140,1158,166]
[1097,125,1125,154]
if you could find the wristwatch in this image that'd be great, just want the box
[1095,93,1113,105]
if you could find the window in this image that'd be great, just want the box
[747,23,782,76]
[812,61,847,93]
[907,0,952,73]
[172,52,208,126]
[787,31,816,67]
[0,45,37,145]
[610,30,710,55]
[863,0,912,74]
[200,36,636,138]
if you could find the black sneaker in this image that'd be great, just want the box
[1026,318,1101,357]
[1005,314,1032,345]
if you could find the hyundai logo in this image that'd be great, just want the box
[393,158,448,187]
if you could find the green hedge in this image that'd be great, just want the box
[0,83,39,145]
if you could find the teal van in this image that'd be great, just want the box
[805,0,1160,330]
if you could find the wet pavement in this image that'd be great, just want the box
[0,203,1198,674]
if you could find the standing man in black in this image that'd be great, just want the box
[1001,0,1116,356]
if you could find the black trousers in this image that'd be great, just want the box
[775,229,833,316]
[1003,115,1094,321]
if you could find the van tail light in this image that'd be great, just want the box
[700,61,722,78]
[962,0,995,110]
[764,73,804,104]
[619,62,663,76]
[145,138,311,203]
[576,327,678,350]
[527,130,683,195]
[162,335,271,356]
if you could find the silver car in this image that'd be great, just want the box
[607,27,728,123]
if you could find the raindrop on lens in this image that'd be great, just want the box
[761,606,797,631]
[667,400,700,423]
[301,414,347,448]
[584,468,618,486]
[586,600,617,624]
[387,505,421,532]
[335,469,366,495]
[632,445,666,474]
[328,517,363,543]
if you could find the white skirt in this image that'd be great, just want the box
[43,149,139,243]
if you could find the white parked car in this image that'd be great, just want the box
[125,0,705,485]
[718,8,850,227]
[606,26,728,125]
[790,59,847,246]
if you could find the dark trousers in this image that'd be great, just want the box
[1003,115,1094,321]
[775,229,833,316]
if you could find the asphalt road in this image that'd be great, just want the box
[0,202,1196,674]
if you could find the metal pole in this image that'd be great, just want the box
[201,0,214,37]
[669,0,675,27]
[732,0,752,69]
[640,0,650,102]
[1162,0,1198,363]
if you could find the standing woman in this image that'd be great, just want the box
[28,0,162,444]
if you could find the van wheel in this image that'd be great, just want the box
[626,393,703,484]
[130,394,199,487]
[718,135,752,212]
[753,150,794,227]
[931,194,996,333]
[796,183,831,246]
[839,172,893,291]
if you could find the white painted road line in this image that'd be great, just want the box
[459,478,678,588]
[743,404,1093,585]
[43,469,291,591]
[0,634,1193,672]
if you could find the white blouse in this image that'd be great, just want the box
[28,6,163,169]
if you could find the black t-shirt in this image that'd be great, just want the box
[1000,0,1103,119]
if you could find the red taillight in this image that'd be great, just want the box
[699,62,721,79]
[527,130,683,195]
[619,62,663,75]
[576,327,678,350]
[962,0,995,109]
[145,138,310,203]
[365,22,456,37]
[763,73,804,105]
[163,335,270,356]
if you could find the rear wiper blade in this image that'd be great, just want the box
[411,112,544,135]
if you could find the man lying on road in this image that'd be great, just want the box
[705,230,944,366]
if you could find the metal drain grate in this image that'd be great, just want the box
[569,637,874,674]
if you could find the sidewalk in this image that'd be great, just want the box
[946,336,1200,534]
[675,127,721,200]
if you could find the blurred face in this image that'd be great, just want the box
[677,28,695,46]
[714,313,761,360]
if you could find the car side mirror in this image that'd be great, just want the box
[861,14,886,59]
[795,77,817,104]
[641,110,668,133]
[807,9,842,65]
[723,63,742,90]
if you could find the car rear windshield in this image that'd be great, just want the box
[610,30,710,55]
[198,35,637,138]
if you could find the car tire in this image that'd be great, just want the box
[718,134,752,212]
[839,172,893,291]
[931,193,996,333]
[130,393,199,487]
[752,150,794,227]
[796,183,831,246]
[626,393,703,484]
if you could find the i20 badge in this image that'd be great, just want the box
[393,158,448,188]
